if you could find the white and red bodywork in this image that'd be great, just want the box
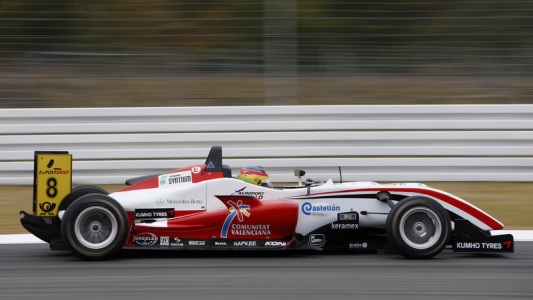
[107,160,504,250]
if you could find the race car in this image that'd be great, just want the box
[21,146,514,260]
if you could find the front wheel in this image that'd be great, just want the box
[386,196,451,259]
[61,194,128,260]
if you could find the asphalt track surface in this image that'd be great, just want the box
[1,243,532,300]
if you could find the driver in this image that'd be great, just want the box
[236,166,273,188]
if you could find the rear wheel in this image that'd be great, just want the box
[61,194,128,260]
[386,196,451,259]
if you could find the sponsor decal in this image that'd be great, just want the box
[349,242,368,249]
[155,198,204,206]
[166,199,204,205]
[230,224,271,236]
[220,198,273,238]
[39,202,56,215]
[188,240,207,246]
[455,242,508,250]
[333,212,359,229]
[331,223,359,230]
[231,187,265,199]
[233,240,257,247]
[221,200,251,238]
[168,174,191,184]
[170,238,184,247]
[264,241,286,247]
[134,232,158,246]
[38,169,70,175]
[301,202,340,216]
[158,171,192,187]
[309,234,326,247]
[38,159,70,175]
[192,166,202,174]
[160,236,169,246]
[338,212,359,222]
[214,241,229,246]
[134,209,174,219]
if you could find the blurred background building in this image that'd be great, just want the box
[1,0,532,108]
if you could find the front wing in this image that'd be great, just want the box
[453,219,514,253]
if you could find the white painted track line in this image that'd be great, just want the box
[0,234,45,244]
[493,230,533,242]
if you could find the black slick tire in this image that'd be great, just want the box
[386,196,451,259]
[61,193,128,260]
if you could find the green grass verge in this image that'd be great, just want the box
[3,182,532,235]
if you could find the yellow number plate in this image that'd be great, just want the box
[34,152,72,216]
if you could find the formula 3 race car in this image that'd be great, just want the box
[21,146,514,260]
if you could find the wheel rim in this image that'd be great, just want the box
[399,206,442,250]
[74,206,118,250]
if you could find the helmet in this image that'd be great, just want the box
[237,166,272,188]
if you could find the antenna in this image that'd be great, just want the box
[338,166,343,184]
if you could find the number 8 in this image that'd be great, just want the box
[46,177,58,198]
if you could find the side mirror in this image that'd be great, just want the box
[294,170,306,177]
[294,169,306,186]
